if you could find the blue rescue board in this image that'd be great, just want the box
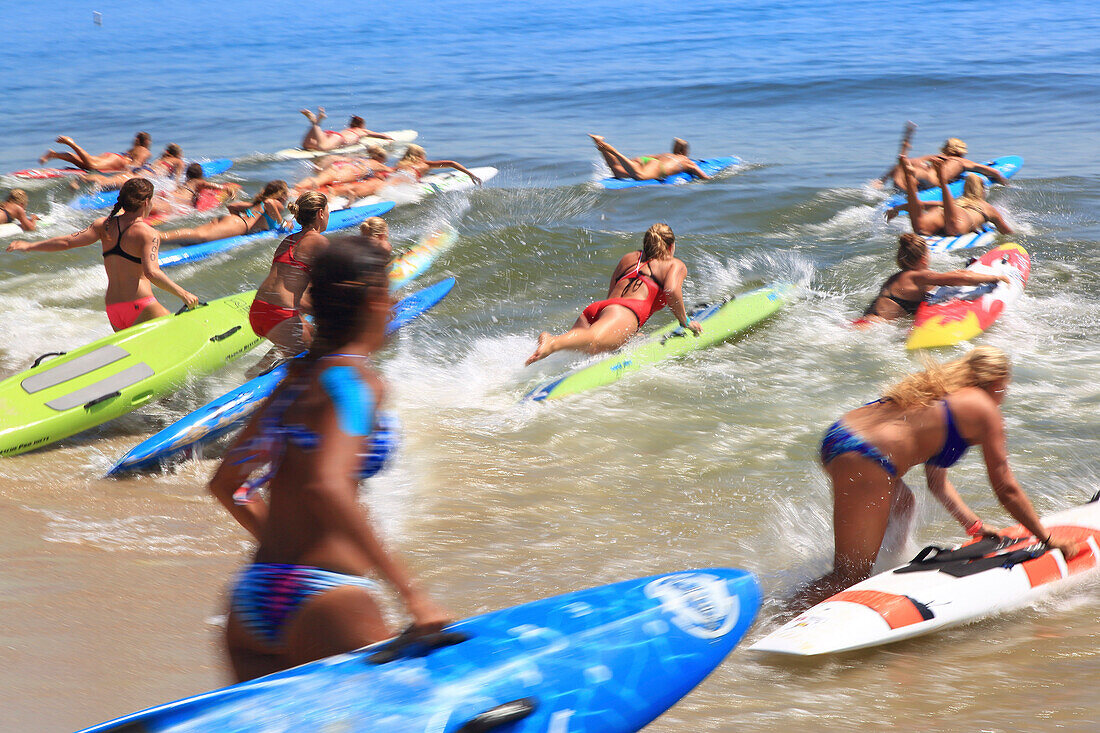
[75,568,760,733]
[107,278,456,475]
[599,156,741,189]
[159,202,395,268]
[884,155,1022,210]
[71,159,236,210]
[925,223,998,254]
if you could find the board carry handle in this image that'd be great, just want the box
[84,390,120,409]
[175,301,209,316]
[456,698,538,733]
[690,294,733,314]
[31,351,67,368]
[209,325,242,343]
[659,329,689,346]
[367,627,469,664]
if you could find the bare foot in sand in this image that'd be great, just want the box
[525,332,554,365]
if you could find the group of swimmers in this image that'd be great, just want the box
[4,109,484,333]
[5,119,1085,684]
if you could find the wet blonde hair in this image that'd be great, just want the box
[287,190,327,227]
[896,233,928,270]
[642,222,676,260]
[941,138,967,156]
[882,346,1010,409]
[359,216,389,240]
[956,173,987,209]
[400,144,426,164]
[5,189,28,207]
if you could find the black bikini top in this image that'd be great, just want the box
[101,216,142,264]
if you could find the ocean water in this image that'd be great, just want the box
[2,1,1099,730]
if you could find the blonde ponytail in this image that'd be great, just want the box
[642,222,675,260]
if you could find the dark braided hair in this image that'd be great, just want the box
[306,237,390,361]
[108,177,155,219]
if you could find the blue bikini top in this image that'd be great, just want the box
[925,400,970,468]
[233,356,397,504]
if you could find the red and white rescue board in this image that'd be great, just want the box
[750,494,1100,657]
[9,167,87,179]
[906,242,1030,350]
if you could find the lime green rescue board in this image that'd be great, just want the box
[525,284,792,401]
[0,292,262,456]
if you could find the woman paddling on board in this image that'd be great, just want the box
[39,132,152,173]
[359,216,392,255]
[853,233,1009,327]
[74,143,189,192]
[0,189,39,233]
[160,180,290,246]
[526,223,701,365]
[796,346,1081,609]
[161,163,240,210]
[388,144,482,185]
[210,238,449,682]
[299,107,394,152]
[589,135,710,182]
[895,157,1013,238]
[6,178,198,330]
[247,191,331,365]
[292,146,392,195]
[879,137,1008,191]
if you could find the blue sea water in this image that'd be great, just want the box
[2,2,1100,731]
[4,0,1100,177]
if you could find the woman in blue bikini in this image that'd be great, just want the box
[209,237,449,682]
[160,180,290,246]
[800,346,1079,607]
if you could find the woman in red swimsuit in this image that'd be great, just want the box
[298,107,394,151]
[39,132,152,173]
[292,146,392,195]
[526,223,702,365]
[248,191,331,361]
[7,178,198,331]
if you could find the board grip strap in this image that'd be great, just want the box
[84,390,121,409]
[31,351,67,368]
[367,628,469,664]
[457,699,538,732]
[209,325,242,342]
